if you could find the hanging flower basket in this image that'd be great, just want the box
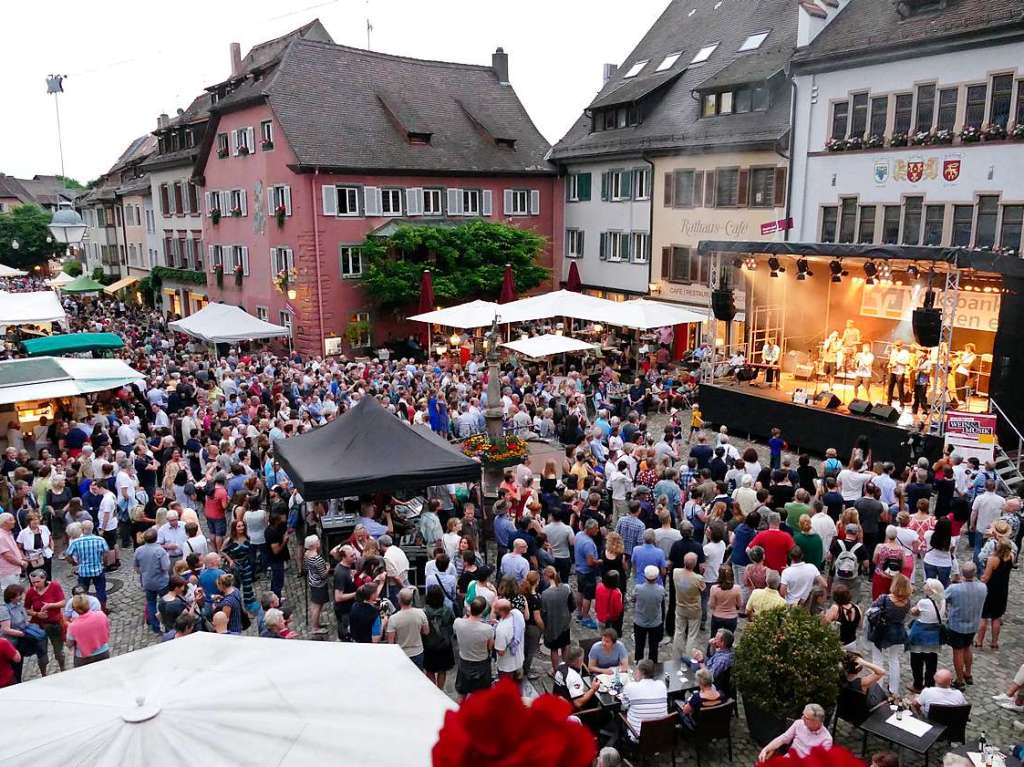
[230,207,242,217]
[461,433,529,467]
[238,145,250,156]
[214,264,224,288]
[274,204,287,228]
[211,209,221,225]
[234,264,244,286]
[273,267,296,295]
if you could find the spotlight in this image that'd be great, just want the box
[878,261,893,284]
[796,258,813,281]
[863,260,878,286]
[768,257,785,277]
[732,257,744,270]
[743,256,757,271]
[907,265,920,280]
[829,259,848,283]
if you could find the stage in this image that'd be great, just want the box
[698,381,944,463]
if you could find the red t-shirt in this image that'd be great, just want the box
[594,583,624,624]
[749,529,796,573]
[204,485,228,521]
[24,581,66,625]
[0,638,17,688]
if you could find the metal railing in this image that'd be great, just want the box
[990,397,1024,492]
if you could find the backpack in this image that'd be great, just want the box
[823,458,842,479]
[423,610,452,653]
[882,551,905,576]
[834,541,861,581]
[866,595,890,645]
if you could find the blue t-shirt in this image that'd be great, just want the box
[575,534,598,574]
[630,544,667,584]
[730,523,757,566]
[768,437,784,458]
[588,639,629,669]
[198,567,225,596]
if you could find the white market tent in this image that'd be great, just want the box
[168,302,291,343]
[0,263,28,277]
[615,299,707,330]
[0,356,145,405]
[0,633,455,767]
[48,271,76,288]
[0,290,68,330]
[501,333,598,359]
[408,299,501,329]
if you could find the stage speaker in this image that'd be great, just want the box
[711,289,737,321]
[848,399,872,416]
[793,363,815,381]
[736,365,757,382]
[912,307,942,347]
[814,391,841,410]
[870,403,900,422]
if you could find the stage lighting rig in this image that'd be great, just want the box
[796,258,813,280]
[829,259,848,283]
[768,257,785,277]
[864,260,878,285]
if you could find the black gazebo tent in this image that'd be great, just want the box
[273,396,481,501]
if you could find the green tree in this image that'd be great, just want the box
[63,259,83,277]
[0,204,61,270]
[56,176,85,190]
[358,221,548,309]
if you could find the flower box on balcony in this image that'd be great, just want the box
[889,131,909,147]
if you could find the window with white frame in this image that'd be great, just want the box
[423,188,443,215]
[463,189,480,215]
[210,245,223,269]
[192,238,203,270]
[340,245,362,278]
[605,231,628,262]
[270,185,291,216]
[622,60,649,78]
[272,247,294,274]
[510,189,529,215]
[633,167,651,200]
[230,189,244,215]
[279,311,292,332]
[738,31,770,52]
[255,306,269,321]
[631,232,649,263]
[566,229,585,258]
[260,120,273,148]
[232,245,245,271]
[348,312,371,347]
[655,52,682,72]
[690,43,719,64]
[234,127,252,154]
[610,170,630,201]
[381,188,403,216]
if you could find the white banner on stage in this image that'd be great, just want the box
[859,283,1000,333]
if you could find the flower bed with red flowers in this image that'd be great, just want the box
[461,433,528,466]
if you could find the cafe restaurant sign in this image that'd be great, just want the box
[678,217,753,239]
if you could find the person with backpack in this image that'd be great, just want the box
[422,585,455,691]
[830,523,869,604]
[871,525,914,600]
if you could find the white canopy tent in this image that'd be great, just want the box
[48,271,76,288]
[0,633,455,767]
[0,263,28,277]
[0,290,68,330]
[0,356,144,405]
[168,303,291,344]
[408,299,501,329]
[615,299,708,330]
[501,333,598,359]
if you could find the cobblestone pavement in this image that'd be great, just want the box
[22,414,1022,765]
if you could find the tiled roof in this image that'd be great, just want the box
[115,175,151,196]
[697,44,791,90]
[793,0,1024,65]
[0,175,35,203]
[588,69,685,111]
[216,39,552,174]
[240,19,332,73]
[550,0,798,162]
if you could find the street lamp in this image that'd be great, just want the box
[10,240,19,251]
[48,207,87,245]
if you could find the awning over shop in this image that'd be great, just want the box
[168,303,290,343]
[21,332,125,357]
[103,275,139,294]
[0,356,143,405]
[0,291,68,330]
[501,334,597,359]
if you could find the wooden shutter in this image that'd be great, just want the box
[664,172,675,207]
[246,128,255,153]
[599,232,608,260]
[322,185,337,216]
[406,188,423,216]
[205,192,213,216]
[242,246,250,276]
[530,189,540,215]
[481,189,493,216]
[266,187,274,213]
[230,130,238,156]
[704,170,716,208]
[565,178,572,202]
[579,230,585,256]
[578,173,591,201]
[620,233,630,261]
[693,171,705,207]
[661,247,673,280]
[207,245,215,271]
[737,168,750,207]
[220,191,231,213]
[600,172,609,201]
[284,186,292,216]
[503,189,514,215]
[364,187,381,216]
[240,190,248,217]
[773,167,788,207]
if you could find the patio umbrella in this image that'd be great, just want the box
[0,263,28,278]
[417,269,434,348]
[61,274,105,294]
[566,261,582,292]
[499,263,516,304]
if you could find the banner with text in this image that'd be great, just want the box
[860,283,1000,333]
[944,410,997,463]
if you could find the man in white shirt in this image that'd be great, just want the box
[971,479,1006,568]
[780,546,821,606]
[837,459,874,502]
[620,659,669,739]
[94,480,120,566]
[609,461,633,521]
[913,669,966,716]
[871,463,898,510]
[811,503,838,555]
[493,598,525,678]
[951,455,972,496]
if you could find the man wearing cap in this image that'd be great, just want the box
[633,564,667,662]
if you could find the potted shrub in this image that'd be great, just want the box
[231,206,242,217]
[734,607,844,745]
[211,208,221,225]
[233,264,244,286]
[214,264,224,288]
[274,204,287,228]
[889,130,909,147]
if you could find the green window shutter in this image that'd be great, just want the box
[621,169,633,200]
[620,233,630,260]
[601,172,609,201]
[599,232,608,259]
[579,173,591,201]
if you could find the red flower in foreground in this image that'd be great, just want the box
[432,679,596,767]
[762,745,866,767]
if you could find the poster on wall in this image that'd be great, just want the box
[944,410,997,463]
[860,283,1000,333]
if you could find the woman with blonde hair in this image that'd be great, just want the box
[869,573,912,693]
[601,531,626,597]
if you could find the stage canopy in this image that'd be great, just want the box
[408,299,500,329]
[0,291,68,330]
[0,264,28,277]
[274,395,481,500]
[0,632,454,767]
[168,303,290,344]
[21,332,125,357]
[502,334,597,358]
[61,274,106,294]
[48,272,76,288]
[0,356,143,405]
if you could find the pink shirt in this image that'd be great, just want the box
[779,719,833,757]
[67,610,110,658]
[0,530,22,579]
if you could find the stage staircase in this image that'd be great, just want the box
[991,398,1024,496]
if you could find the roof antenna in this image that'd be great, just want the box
[365,0,373,49]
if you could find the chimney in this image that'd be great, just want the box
[157,113,169,130]
[602,63,618,84]
[230,42,242,77]
[492,47,509,85]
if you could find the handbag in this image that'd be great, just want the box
[23,624,46,641]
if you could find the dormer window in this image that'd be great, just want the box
[701,83,768,117]
[408,131,432,145]
[623,60,649,78]
[656,52,682,72]
[690,43,719,65]
[738,31,770,52]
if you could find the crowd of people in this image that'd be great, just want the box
[0,281,1019,764]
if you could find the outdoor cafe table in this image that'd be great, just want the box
[596,658,698,710]
[950,744,1022,767]
[858,706,946,767]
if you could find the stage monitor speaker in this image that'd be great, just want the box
[912,307,942,347]
[711,288,737,321]
[793,363,815,381]
[870,403,900,422]
[848,399,872,416]
[814,391,841,410]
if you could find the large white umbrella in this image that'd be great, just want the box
[0,263,28,277]
[0,632,455,767]
[168,303,291,343]
[616,298,707,330]
[408,299,501,329]
[501,334,597,359]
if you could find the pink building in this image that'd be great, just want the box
[195,35,557,356]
